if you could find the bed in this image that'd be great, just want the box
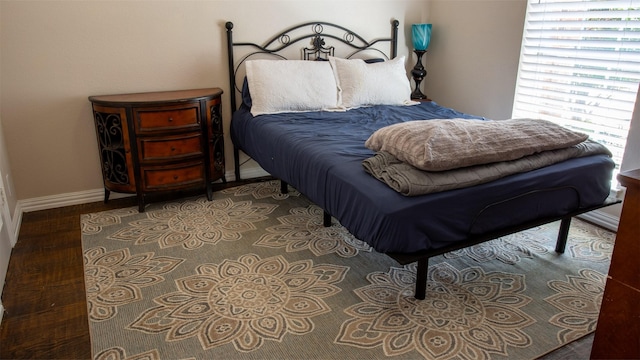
[224,20,619,299]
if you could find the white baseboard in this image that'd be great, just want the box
[578,208,620,232]
[236,167,270,181]
[16,189,127,214]
[15,168,270,214]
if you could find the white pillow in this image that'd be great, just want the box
[245,60,339,116]
[328,56,415,109]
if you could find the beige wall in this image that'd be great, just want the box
[0,0,531,206]
[0,0,431,203]
[621,84,640,172]
[3,0,630,223]
[426,0,527,119]
[5,0,637,208]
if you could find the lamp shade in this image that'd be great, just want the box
[412,24,432,51]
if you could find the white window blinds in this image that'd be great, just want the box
[512,0,640,182]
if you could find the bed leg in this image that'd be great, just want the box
[234,146,241,181]
[555,217,572,253]
[323,211,331,227]
[280,180,288,194]
[414,258,428,300]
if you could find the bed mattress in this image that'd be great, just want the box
[230,101,614,254]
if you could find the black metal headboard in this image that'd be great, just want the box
[225,20,400,115]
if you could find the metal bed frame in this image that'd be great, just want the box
[226,19,399,181]
[224,20,619,299]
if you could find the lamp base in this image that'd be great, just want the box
[411,50,428,100]
[411,89,429,101]
[412,95,432,102]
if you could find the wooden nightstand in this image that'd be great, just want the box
[89,88,225,212]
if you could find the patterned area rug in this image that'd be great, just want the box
[81,180,615,359]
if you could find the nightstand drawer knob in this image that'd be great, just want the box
[168,117,174,122]
[173,175,179,180]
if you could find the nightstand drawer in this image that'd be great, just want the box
[136,106,199,131]
[139,133,203,161]
[142,162,205,191]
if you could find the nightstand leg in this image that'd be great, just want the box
[206,183,213,201]
[137,194,145,212]
[104,188,110,203]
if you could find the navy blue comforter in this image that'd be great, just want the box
[230,102,614,253]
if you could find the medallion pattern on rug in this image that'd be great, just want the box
[444,227,550,265]
[81,208,139,235]
[545,268,606,343]
[94,347,162,360]
[81,181,616,359]
[84,247,184,322]
[256,204,372,258]
[220,180,301,200]
[336,262,535,359]
[108,197,277,250]
[127,253,348,352]
[564,222,615,262]
[443,220,614,266]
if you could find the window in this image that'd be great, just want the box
[512,0,640,186]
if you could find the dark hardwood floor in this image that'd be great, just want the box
[0,194,138,359]
[0,179,594,359]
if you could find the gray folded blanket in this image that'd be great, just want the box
[362,139,612,196]
[365,118,589,171]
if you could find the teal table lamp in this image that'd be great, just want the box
[411,24,432,100]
